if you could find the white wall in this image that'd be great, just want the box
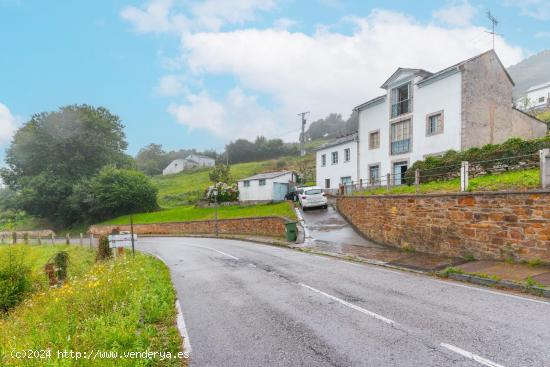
[526,85,550,109]
[316,140,358,189]
[238,172,294,201]
[162,159,186,175]
[358,72,462,181]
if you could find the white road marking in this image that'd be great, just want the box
[299,283,397,326]
[440,343,505,367]
[176,300,192,355]
[189,244,240,260]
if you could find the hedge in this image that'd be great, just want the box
[404,136,550,184]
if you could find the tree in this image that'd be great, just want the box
[70,166,158,223]
[135,143,170,176]
[208,164,232,184]
[0,105,133,225]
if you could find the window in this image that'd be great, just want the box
[369,165,380,184]
[259,179,266,186]
[305,188,323,195]
[321,154,326,167]
[426,112,444,136]
[539,96,545,103]
[391,82,412,118]
[390,120,411,155]
[344,148,351,162]
[243,180,250,187]
[341,176,352,186]
[331,151,338,164]
[369,131,380,149]
[325,179,330,188]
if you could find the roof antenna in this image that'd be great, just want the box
[486,11,499,50]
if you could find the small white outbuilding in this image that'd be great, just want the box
[238,171,296,202]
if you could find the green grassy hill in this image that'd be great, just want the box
[153,155,314,207]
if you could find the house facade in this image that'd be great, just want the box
[354,50,547,185]
[315,133,359,189]
[238,171,296,202]
[162,154,216,175]
[517,81,550,112]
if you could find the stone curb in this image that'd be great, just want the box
[446,272,550,299]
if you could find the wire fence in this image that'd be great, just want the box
[0,232,99,249]
[329,150,549,196]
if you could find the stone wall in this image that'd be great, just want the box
[461,51,547,149]
[88,216,288,238]
[337,191,550,262]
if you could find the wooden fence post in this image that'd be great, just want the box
[51,233,55,245]
[89,233,94,250]
[12,231,17,245]
[38,235,42,245]
[65,233,70,245]
[386,173,391,191]
[79,233,83,246]
[460,161,469,192]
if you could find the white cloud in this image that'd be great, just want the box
[505,0,550,21]
[179,10,523,132]
[273,17,297,30]
[0,102,17,144]
[154,74,187,96]
[125,3,525,141]
[121,0,276,33]
[432,0,476,27]
[168,88,279,139]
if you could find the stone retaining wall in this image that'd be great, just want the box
[337,191,550,262]
[88,216,288,238]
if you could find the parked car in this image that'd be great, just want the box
[298,186,328,210]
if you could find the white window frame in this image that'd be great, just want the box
[259,179,266,186]
[321,154,326,167]
[344,148,351,162]
[331,151,338,165]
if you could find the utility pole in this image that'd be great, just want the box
[297,112,309,156]
[486,11,499,50]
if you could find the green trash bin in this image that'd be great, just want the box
[285,221,297,242]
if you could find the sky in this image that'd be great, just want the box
[0,0,549,164]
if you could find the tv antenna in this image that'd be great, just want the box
[485,11,499,50]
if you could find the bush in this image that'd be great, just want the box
[0,251,31,312]
[71,166,158,222]
[405,136,550,184]
[205,182,239,203]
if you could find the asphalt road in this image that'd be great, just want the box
[137,237,550,367]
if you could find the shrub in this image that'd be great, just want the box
[205,182,239,203]
[52,251,69,282]
[95,235,112,261]
[71,166,158,222]
[405,136,550,184]
[0,251,31,312]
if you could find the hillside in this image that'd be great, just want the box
[508,49,550,98]
[153,153,315,207]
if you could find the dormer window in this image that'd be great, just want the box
[391,82,412,118]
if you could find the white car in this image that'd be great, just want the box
[298,186,328,210]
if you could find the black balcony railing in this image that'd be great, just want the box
[391,138,410,155]
[391,98,412,118]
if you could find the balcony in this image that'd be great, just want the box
[391,98,412,118]
[391,138,410,155]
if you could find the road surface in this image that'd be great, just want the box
[137,237,550,367]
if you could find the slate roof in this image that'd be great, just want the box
[315,133,358,151]
[239,171,293,181]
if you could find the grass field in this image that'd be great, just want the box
[152,155,313,207]
[0,246,184,366]
[356,168,540,196]
[101,201,296,225]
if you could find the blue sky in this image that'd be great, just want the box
[0,0,549,164]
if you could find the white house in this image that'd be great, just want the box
[517,81,550,112]
[162,154,216,175]
[353,50,546,185]
[315,133,359,189]
[238,171,296,202]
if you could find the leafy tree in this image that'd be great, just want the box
[70,166,158,223]
[135,143,170,176]
[208,164,232,183]
[0,105,133,225]
[225,136,298,164]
